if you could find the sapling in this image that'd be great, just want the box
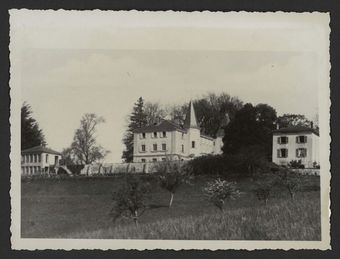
[203,178,241,211]
[157,155,192,208]
[110,175,151,227]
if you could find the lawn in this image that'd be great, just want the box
[21,174,321,240]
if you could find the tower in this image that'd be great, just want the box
[184,101,201,157]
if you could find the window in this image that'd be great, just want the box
[153,132,158,138]
[181,144,184,153]
[161,158,166,161]
[141,133,146,139]
[21,155,24,163]
[192,141,196,148]
[278,136,288,144]
[277,148,288,158]
[296,148,307,158]
[153,144,157,151]
[30,154,33,163]
[162,131,166,138]
[46,154,49,163]
[34,154,37,163]
[141,144,146,152]
[141,159,146,163]
[162,143,166,151]
[296,136,307,143]
[38,154,41,162]
[152,158,157,162]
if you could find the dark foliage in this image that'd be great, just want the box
[188,146,271,178]
[122,97,147,162]
[222,103,277,159]
[21,102,46,149]
[289,160,305,169]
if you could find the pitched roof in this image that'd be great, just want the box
[21,146,62,155]
[133,119,186,133]
[273,126,319,136]
[183,101,200,129]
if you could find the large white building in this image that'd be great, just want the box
[272,125,319,168]
[132,102,225,162]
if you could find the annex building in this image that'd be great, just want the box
[132,102,225,162]
[272,125,320,168]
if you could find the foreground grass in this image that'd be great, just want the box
[21,175,320,240]
[65,193,320,240]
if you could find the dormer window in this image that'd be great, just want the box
[278,136,288,144]
[296,136,307,143]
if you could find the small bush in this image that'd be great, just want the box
[203,178,241,211]
[288,160,305,169]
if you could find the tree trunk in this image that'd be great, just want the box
[133,210,139,227]
[169,192,174,208]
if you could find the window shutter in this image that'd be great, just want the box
[296,136,299,143]
[277,149,280,158]
[277,137,281,144]
[296,149,299,157]
[304,136,307,143]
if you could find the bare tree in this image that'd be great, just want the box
[70,113,109,164]
[144,101,167,125]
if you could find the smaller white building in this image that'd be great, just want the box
[272,126,319,168]
[21,146,62,175]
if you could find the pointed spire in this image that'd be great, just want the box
[183,101,199,129]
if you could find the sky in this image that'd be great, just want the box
[10,11,329,162]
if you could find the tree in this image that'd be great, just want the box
[277,114,312,128]
[157,156,192,208]
[70,113,108,164]
[110,175,152,227]
[21,102,46,149]
[203,178,241,211]
[144,101,167,125]
[60,147,76,165]
[122,97,147,162]
[222,103,277,158]
[194,93,243,137]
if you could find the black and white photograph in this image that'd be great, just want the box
[9,10,330,250]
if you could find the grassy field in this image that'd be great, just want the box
[21,175,321,240]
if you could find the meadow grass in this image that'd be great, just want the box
[21,175,320,240]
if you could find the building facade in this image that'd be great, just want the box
[21,146,62,175]
[272,126,319,168]
[132,102,225,162]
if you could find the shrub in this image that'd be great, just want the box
[313,161,320,169]
[288,160,305,169]
[110,175,152,226]
[203,178,241,211]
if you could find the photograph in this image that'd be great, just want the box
[9,10,331,250]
